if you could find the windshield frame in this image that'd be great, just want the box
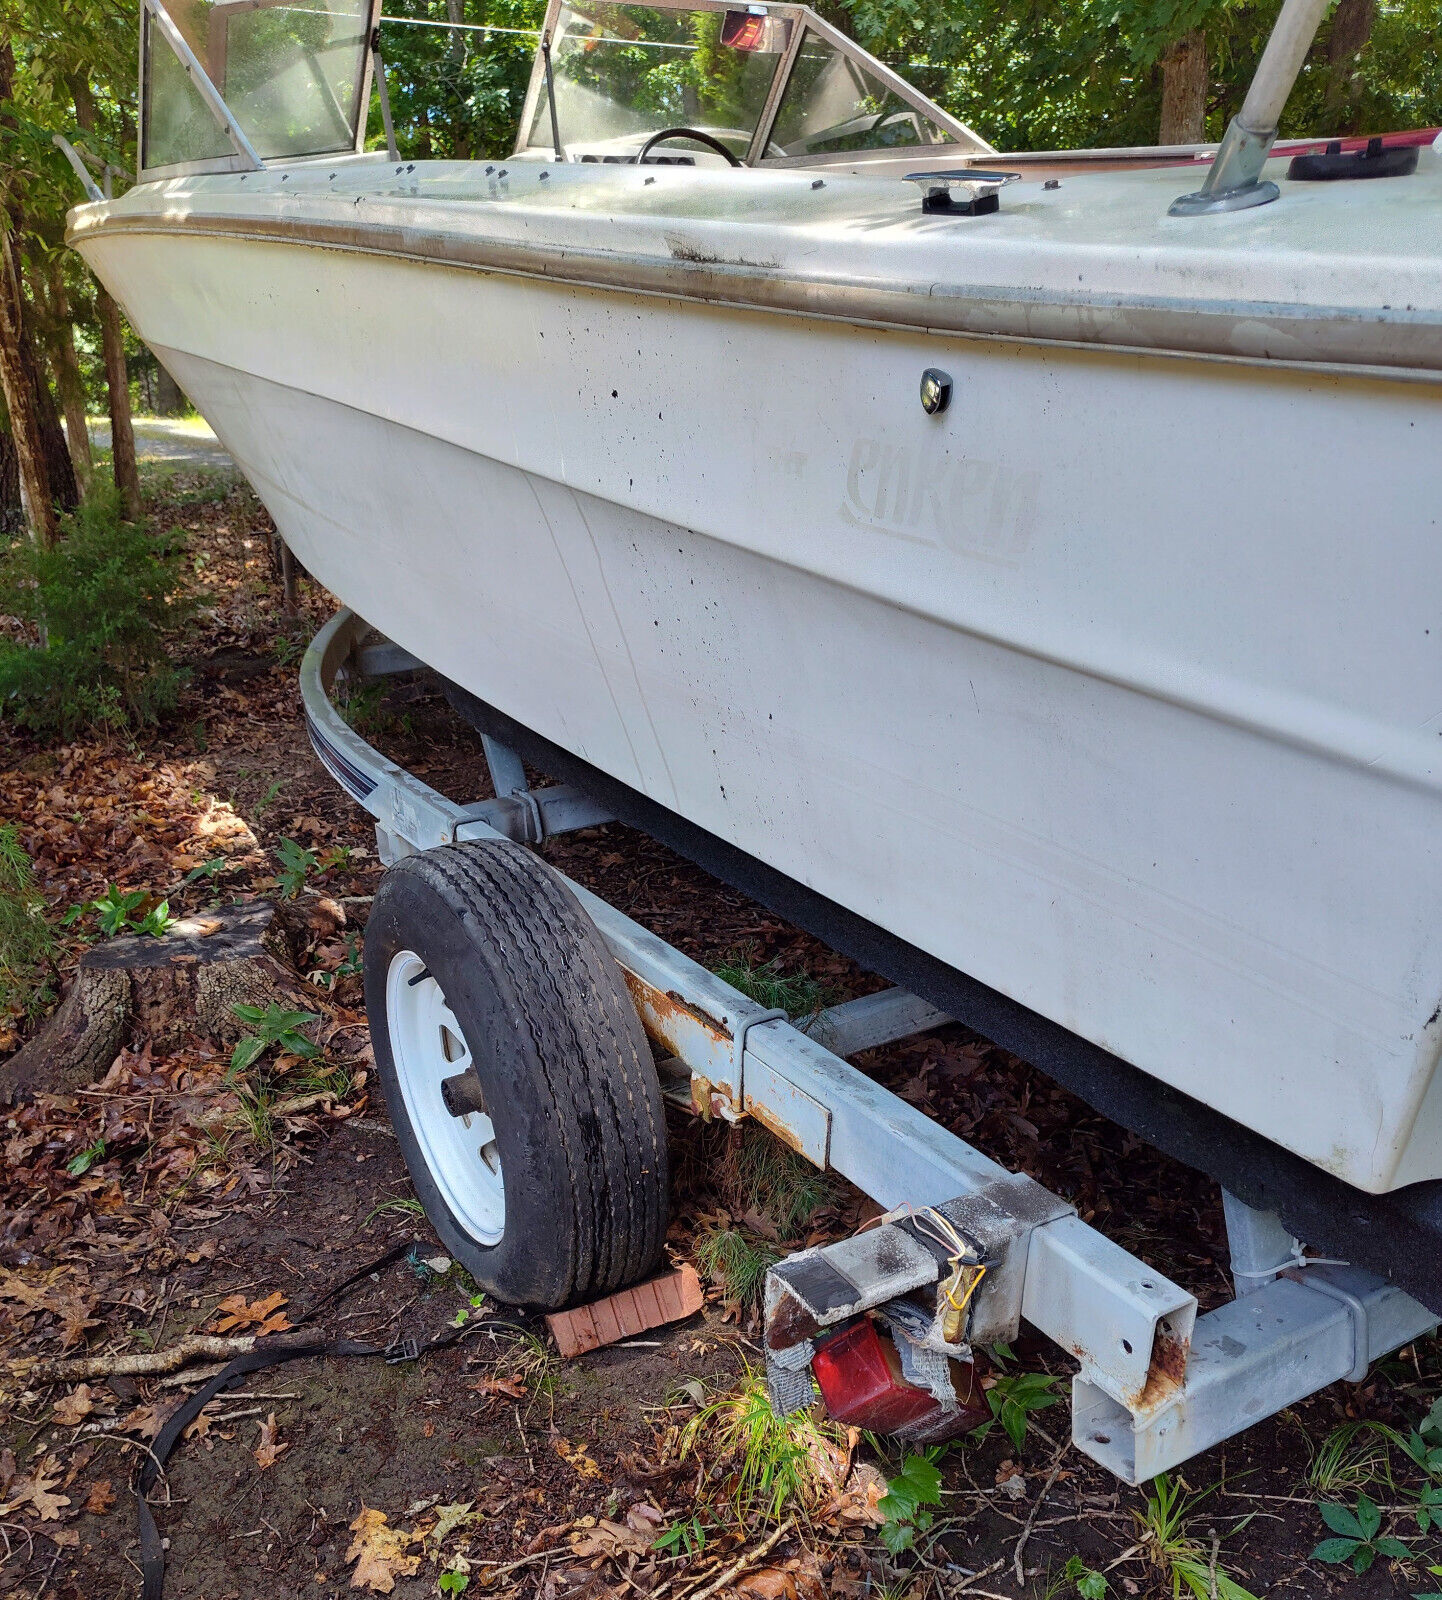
[138,0,384,182]
[513,0,987,166]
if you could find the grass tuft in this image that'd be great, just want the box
[713,945,838,1022]
[679,1367,848,1522]
[719,1124,835,1241]
[693,1225,779,1314]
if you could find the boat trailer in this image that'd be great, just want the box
[302,608,1436,1482]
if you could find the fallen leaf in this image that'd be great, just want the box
[83,1479,115,1515]
[211,1289,292,1335]
[525,1521,573,1554]
[254,1412,289,1470]
[47,1528,80,1548]
[471,1375,528,1401]
[346,1507,419,1593]
[6,1460,71,1521]
[552,1436,602,1479]
[52,1383,96,1427]
[568,1519,651,1559]
[426,1501,474,1547]
[735,1569,797,1600]
[121,1404,163,1440]
[624,1502,664,1534]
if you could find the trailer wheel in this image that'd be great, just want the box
[364,839,668,1308]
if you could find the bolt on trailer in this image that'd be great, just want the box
[62,0,1442,1485]
[303,613,1436,1481]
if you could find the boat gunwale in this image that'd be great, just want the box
[69,202,1442,382]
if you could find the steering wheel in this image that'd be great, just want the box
[636,127,742,167]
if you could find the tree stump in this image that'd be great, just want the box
[0,902,307,1100]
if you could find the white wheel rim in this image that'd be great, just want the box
[385,950,505,1245]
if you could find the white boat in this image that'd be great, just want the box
[69,0,1442,1235]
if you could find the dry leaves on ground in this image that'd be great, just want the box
[2,1460,71,1521]
[210,1290,291,1335]
[50,1383,96,1426]
[253,1412,289,1469]
[346,1506,420,1593]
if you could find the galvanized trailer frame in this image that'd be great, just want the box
[303,607,1437,1482]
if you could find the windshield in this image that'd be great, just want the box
[525,3,790,161]
[769,28,955,156]
[142,0,376,174]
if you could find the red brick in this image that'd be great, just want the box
[546,1264,704,1359]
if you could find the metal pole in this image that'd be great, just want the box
[541,36,568,163]
[1169,0,1332,215]
[143,0,263,170]
[52,135,104,203]
[372,35,399,163]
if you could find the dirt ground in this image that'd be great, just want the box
[2,465,1439,1600]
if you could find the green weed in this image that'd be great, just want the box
[719,1123,835,1240]
[66,1137,107,1177]
[0,824,53,1021]
[878,1451,944,1555]
[1137,1474,1259,1600]
[679,1368,846,1522]
[64,884,177,939]
[1312,1492,1413,1575]
[652,1514,708,1557]
[273,837,316,898]
[228,1002,321,1076]
[364,1197,425,1228]
[713,946,837,1020]
[971,1371,1062,1454]
[253,779,286,822]
[0,486,192,737]
[692,1225,778,1314]
[1306,1421,1394,1496]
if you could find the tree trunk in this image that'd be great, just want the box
[0,230,57,546]
[0,903,310,1100]
[0,41,58,545]
[155,362,186,416]
[1325,0,1375,130]
[1159,30,1208,146]
[71,65,142,519]
[0,426,19,529]
[98,286,142,521]
[46,266,93,493]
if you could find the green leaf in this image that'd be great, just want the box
[1310,1538,1361,1565]
[894,1454,943,1506]
[1078,1574,1108,1600]
[65,1138,106,1177]
[1375,1537,1414,1559]
[879,1520,916,1555]
[1355,1494,1382,1541]
[230,1035,267,1075]
[1318,1502,1365,1540]
[1353,1543,1376,1574]
[230,1003,269,1025]
[1002,1401,1028,1454]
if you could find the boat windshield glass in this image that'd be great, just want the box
[143,0,375,173]
[525,2,790,161]
[768,28,956,155]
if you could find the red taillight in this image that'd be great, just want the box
[811,1317,939,1433]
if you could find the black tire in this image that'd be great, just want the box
[364,839,669,1308]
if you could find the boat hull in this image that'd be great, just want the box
[77,217,1442,1195]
